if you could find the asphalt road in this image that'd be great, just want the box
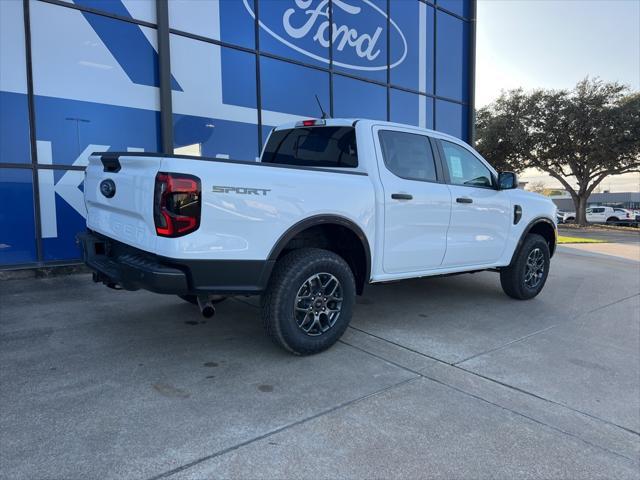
[1,248,639,479]
[559,225,640,244]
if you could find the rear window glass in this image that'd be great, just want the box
[262,127,358,168]
[378,130,438,182]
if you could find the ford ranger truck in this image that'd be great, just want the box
[79,119,557,355]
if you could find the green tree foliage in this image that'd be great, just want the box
[476,78,640,225]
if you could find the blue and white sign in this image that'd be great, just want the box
[0,0,471,266]
[246,0,406,72]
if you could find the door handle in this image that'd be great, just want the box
[391,193,413,200]
[456,197,473,204]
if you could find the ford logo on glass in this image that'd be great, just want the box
[243,0,407,71]
[100,179,116,198]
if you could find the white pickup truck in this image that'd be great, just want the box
[80,119,557,355]
[561,206,637,226]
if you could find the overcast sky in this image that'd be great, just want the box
[475,0,640,192]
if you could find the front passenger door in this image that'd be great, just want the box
[585,208,594,222]
[438,140,511,267]
[589,207,605,223]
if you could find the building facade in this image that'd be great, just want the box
[0,0,475,268]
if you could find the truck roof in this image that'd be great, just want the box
[272,118,463,144]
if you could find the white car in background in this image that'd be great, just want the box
[562,206,637,226]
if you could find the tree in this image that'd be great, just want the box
[476,78,640,225]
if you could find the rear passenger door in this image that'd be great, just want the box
[375,127,451,273]
[588,207,606,223]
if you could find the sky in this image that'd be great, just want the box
[475,0,640,192]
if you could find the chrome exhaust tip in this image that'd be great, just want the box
[197,296,216,318]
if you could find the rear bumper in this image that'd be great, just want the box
[78,231,274,295]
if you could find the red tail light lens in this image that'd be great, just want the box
[154,172,201,237]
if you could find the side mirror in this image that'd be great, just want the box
[498,171,518,190]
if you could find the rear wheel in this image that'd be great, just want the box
[261,248,355,355]
[606,216,619,225]
[500,234,550,300]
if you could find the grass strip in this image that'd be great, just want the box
[558,235,605,244]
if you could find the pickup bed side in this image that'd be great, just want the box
[83,152,375,295]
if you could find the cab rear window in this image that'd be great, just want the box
[262,127,358,168]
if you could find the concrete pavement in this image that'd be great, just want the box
[560,242,640,262]
[1,248,638,479]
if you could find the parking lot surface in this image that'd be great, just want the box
[1,246,639,479]
[559,225,640,244]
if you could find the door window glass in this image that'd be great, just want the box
[441,141,493,188]
[378,131,437,182]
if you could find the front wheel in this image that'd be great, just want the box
[261,248,356,355]
[500,234,550,300]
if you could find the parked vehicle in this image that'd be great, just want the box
[562,206,636,225]
[556,210,567,224]
[613,208,638,226]
[79,119,558,355]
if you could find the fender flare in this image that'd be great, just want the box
[509,216,557,265]
[267,214,372,287]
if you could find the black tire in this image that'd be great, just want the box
[500,233,550,300]
[261,248,356,355]
[606,217,619,225]
[565,217,575,224]
[178,295,227,305]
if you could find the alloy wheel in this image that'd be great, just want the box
[524,247,545,289]
[293,273,343,336]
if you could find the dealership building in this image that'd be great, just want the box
[0,0,475,268]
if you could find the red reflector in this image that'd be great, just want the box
[154,172,201,238]
[302,120,316,126]
[169,176,198,192]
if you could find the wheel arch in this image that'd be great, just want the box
[267,215,372,295]
[509,217,557,266]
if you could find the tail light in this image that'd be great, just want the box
[154,172,201,237]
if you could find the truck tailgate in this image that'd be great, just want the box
[84,153,160,252]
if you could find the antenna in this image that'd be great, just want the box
[315,94,329,119]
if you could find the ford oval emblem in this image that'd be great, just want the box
[100,179,116,198]
[243,0,407,72]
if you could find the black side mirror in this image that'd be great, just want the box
[498,171,518,190]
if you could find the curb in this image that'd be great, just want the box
[0,264,89,281]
